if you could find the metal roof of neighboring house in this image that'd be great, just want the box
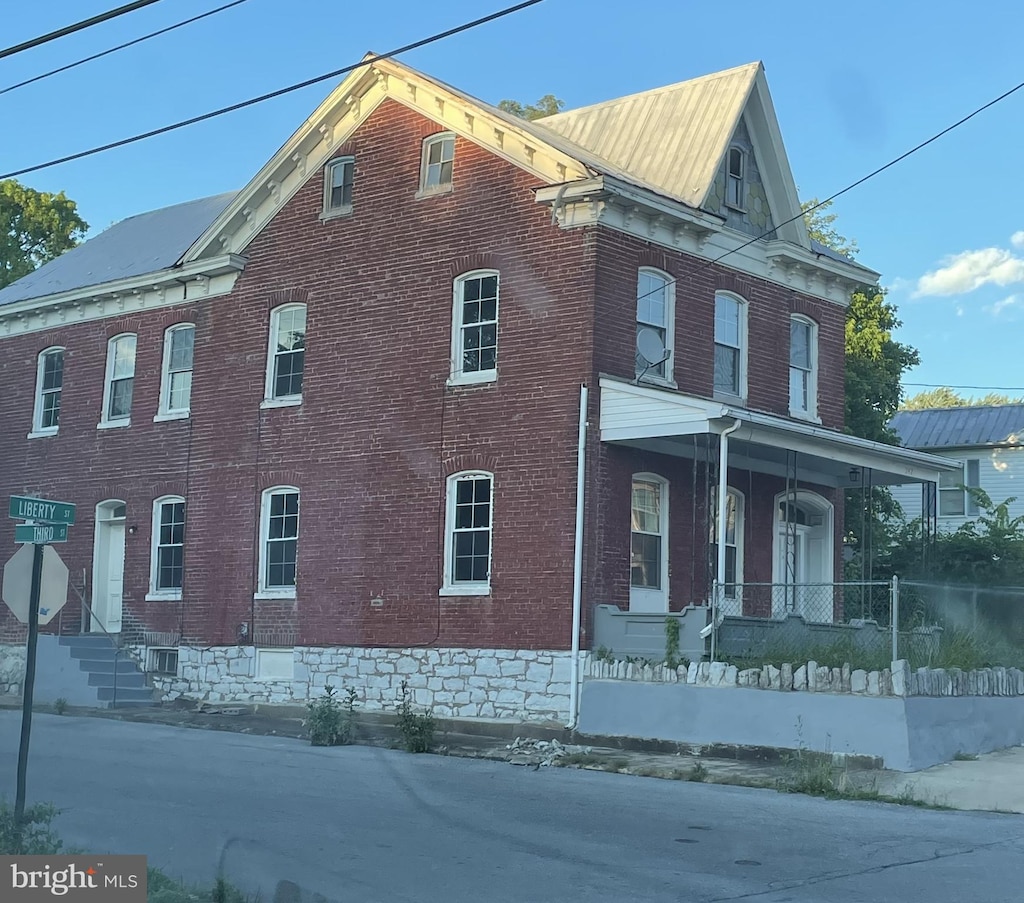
[0,191,238,306]
[533,63,761,211]
[890,405,1024,449]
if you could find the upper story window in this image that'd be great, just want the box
[939,460,980,517]
[31,347,64,436]
[149,496,185,599]
[258,487,300,597]
[789,316,817,419]
[263,304,306,406]
[100,333,136,427]
[157,324,194,419]
[635,269,674,383]
[450,271,498,385]
[714,292,746,399]
[725,146,746,210]
[323,157,354,216]
[420,133,455,194]
[441,472,493,595]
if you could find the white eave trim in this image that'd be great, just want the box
[0,254,246,338]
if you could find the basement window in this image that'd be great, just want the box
[148,648,178,676]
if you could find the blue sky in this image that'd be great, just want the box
[3,0,1022,399]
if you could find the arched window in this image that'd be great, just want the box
[726,146,746,209]
[263,304,306,405]
[789,315,817,418]
[441,471,493,595]
[713,292,747,399]
[629,474,669,612]
[710,487,744,599]
[31,346,64,435]
[420,132,455,193]
[258,487,300,597]
[100,333,136,426]
[635,268,674,383]
[157,323,195,418]
[149,496,186,598]
[323,156,355,215]
[450,271,499,384]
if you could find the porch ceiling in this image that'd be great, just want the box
[599,377,962,488]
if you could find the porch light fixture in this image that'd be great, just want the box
[849,468,861,484]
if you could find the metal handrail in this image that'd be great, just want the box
[65,568,126,708]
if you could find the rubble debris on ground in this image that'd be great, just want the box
[505,737,594,767]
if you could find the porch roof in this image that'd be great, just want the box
[599,377,962,488]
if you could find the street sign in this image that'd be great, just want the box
[1,543,69,625]
[8,495,76,525]
[15,523,69,544]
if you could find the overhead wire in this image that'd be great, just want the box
[0,0,251,97]
[0,0,166,61]
[0,0,544,180]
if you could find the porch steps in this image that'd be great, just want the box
[38,636,158,708]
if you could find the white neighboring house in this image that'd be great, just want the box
[889,405,1024,530]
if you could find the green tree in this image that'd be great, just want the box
[802,197,859,259]
[0,179,88,290]
[902,387,1023,410]
[497,94,566,121]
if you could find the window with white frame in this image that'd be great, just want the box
[420,133,455,193]
[264,304,306,403]
[635,269,674,381]
[101,333,136,425]
[939,460,980,517]
[32,347,64,434]
[725,146,746,209]
[450,271,498,384]
[709,488,744,598]
[323,157,354,215]
[259,487,299,596]
[158,324,194,418]
[714,292,746,398]
[150,496,185,598]
[789,315,817,418]
[442,472,493,594]
[630,477,666,590]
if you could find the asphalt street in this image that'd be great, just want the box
[2,711,1023,902]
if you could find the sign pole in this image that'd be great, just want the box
[14,541,44,830]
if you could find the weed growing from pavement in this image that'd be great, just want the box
[396,679,436,753]
[307,684,358,746]
[53,697,68,715]
[953,751,979,761]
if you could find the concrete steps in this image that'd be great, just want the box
[33,635,157,708]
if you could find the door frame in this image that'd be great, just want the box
[91,499,127,633]
[629,473,670,612]
[772,489,834,619]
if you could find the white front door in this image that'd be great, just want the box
[629,476,669,612]
[92,504,126,633]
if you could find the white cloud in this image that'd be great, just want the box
[914,247,1024,296]
[986,294,1022,317]
[1013,231,1024,249]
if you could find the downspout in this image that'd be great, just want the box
[566,383,589,730]
[550,182,570,226]
[711,419,743,663]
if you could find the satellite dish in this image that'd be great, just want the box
[636,327,668,366]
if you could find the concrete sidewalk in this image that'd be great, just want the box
[3,693,1022,815]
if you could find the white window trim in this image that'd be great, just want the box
[156,323,195,420]
[788,314,819,422]
[629,472,670,605]
[938,459,979,518]
[321,156,354,220]
[147,495,185,601]
[725,145,746,212]
[635,268,676,387]
[417,132,455,198]
[256,486,299,599]
[440,471,493,596]
[710,487,745,597]
[99,332,136,428]
[713,292,748,402]
[263,303,306,405]
[448,270,499,387]
[30,346,64,438]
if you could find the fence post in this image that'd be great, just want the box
[710,580,719,664]
[891,575,900,663]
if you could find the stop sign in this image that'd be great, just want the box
[2,544,70,625]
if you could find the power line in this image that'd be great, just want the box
[903,383,1024,392]
[0,0,250,97]
[0,0,543,180]
[0,0,166,62]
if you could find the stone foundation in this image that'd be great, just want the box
[0,644,26,695]
[150,645,578,721]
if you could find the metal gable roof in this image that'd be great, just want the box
[890,405,1024,450]
[0,191,238,306]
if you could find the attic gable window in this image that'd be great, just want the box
[323,157,354,217]
[419,133,455,195]
[725,146,746,210]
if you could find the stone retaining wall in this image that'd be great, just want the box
[586,658,1024,698]
[0,645,26,695]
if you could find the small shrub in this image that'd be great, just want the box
[148,868,253,903]
[307,684,358,747]
[0,799,64,855]
[594,645,614,663]
[664,617,681,669]
[53,698,68,715]
[396,680,435,753]
[688,762,709,782]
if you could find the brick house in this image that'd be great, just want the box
[0,57,955,720]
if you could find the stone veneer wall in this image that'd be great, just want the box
[0,645,26,695]
[587,657,1024,698]
[146,646,578,721]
